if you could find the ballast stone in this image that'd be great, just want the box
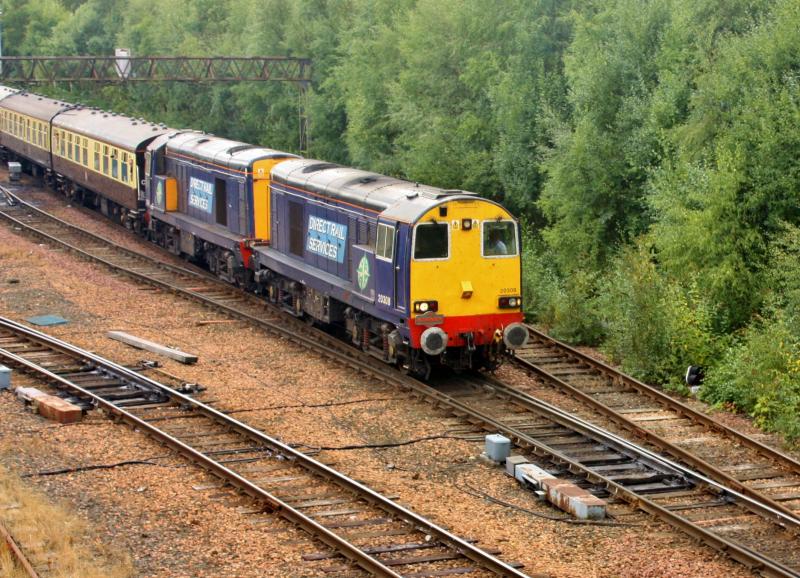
[507,458,607,520]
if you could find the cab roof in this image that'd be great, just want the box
[271,158,484,223]
[163,131,299,173]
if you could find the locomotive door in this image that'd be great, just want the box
[375,220,398,311]
[393,226,409,311]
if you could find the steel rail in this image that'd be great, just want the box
[2,188,798,575]
[0,317,527,578]
[510,352,800,527]
[0,189,372,369]
[393,376,800,576]
[0,519,40,578]
[0,187,217,281]
[523,325,800,477]
[478,375,800,530]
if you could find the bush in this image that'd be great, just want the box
[702,316,800,443]
[599,244,721,389]
[521,228,604,345]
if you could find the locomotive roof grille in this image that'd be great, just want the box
[301,162,339,174]
[226,144,256,155]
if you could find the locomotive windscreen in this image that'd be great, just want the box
[414,223,449,260]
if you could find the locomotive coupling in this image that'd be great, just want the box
[503,323,529,349]
[420,327,448,355]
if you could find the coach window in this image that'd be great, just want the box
[121,152,129,182]
[111,150,119,179]
[482,220,518,257]
[376,223,395,261]
[82,139,88,166]
[60,132,66,156]
[26,119,31,142]
[94,143,100,170]
[413,222,449,260]
[103,145,109,175]
[74,138,80,162]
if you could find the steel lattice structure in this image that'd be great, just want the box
[0,56,311,84]
[0,55,312,153]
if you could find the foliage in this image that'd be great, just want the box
[599,244,721,388]
[702,315,800,442]
[521,230,604,345]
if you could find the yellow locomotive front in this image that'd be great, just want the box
[407,197,528,370]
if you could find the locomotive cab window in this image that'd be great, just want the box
[482,220,518,257]
[413,222,449,260]
[376,223,395,261]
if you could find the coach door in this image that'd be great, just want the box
[375,221,398,311]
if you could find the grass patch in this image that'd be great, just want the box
[0,464,133,578]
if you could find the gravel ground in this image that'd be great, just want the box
[0,185,758,577]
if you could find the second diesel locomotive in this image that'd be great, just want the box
[0,86,528,376]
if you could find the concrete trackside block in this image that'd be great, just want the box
[505,455,529,478]
[0,365,10,390]
[34,395,82,424]
[510,461,607,520]
[543,478,606,520]
[107,331,198,364]
[15,387,48,403]
[485,434,511,462]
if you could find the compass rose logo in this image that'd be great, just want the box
[357,255,370,291]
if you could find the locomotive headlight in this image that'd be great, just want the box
[498,296,522,309]
[414,301,439,314]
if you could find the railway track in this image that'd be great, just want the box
[513,330,800,521]
[0,518,39,578]
[2,184,800,576]
[438,372,800,575]
[0,316,527,578]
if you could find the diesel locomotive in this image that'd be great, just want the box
[0,86,527,377]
